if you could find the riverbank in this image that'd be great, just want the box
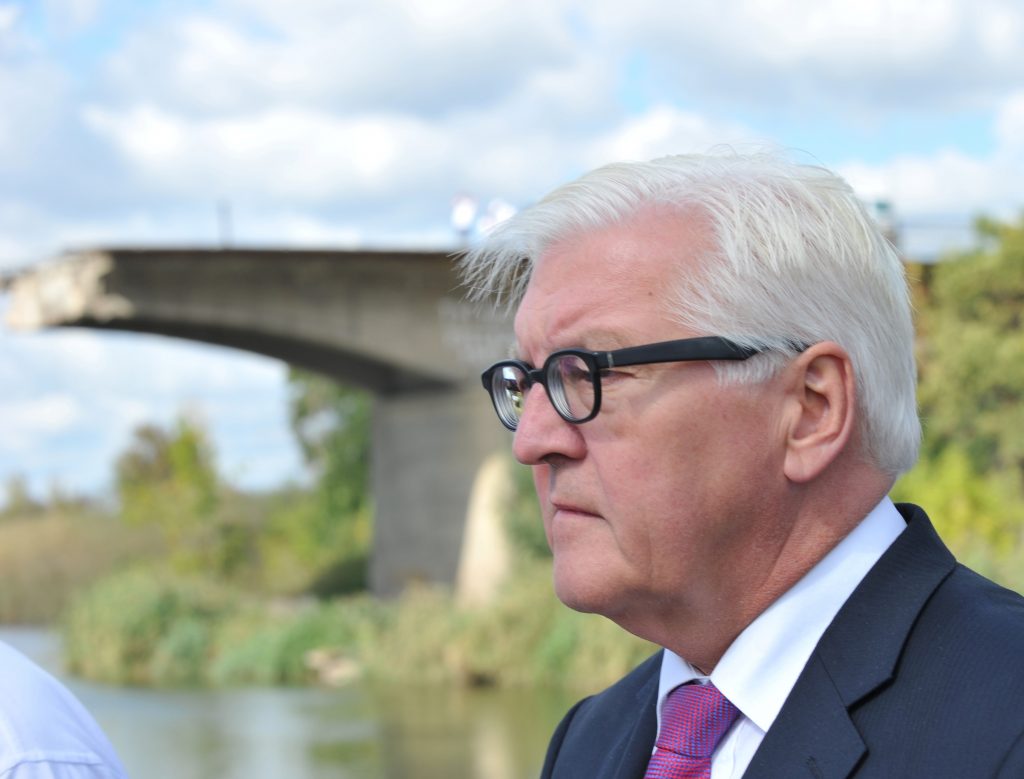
[61,560,657,691]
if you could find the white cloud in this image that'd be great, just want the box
[839,87,1024,231]
[6,0,1024,495]
[586,0,1024,113]
[104,1,574,117]
[41,0,102,35]
[69,0,1024,233]
[841,151,990,214]
[994,92,1024,153]
[0,393,81,446]
[582,105,759,167]
[0,59,68,171]
[82,104,459,204]
[0,321,304,497]
[0,4,19,33]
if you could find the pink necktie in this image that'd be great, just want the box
[644,683,741,779]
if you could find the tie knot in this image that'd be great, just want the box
[656,683,740,760]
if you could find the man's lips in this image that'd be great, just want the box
[551,501,601,517]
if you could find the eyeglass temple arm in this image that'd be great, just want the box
[604,336,761,368]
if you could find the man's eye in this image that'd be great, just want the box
[598,368,630,383]
[563,365,592,383]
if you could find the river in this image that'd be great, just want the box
[0,626,576,779]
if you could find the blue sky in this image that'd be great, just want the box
[2,0,1023,501]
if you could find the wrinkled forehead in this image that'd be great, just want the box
[512,207,717,353]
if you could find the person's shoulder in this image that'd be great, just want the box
[541,652,661,778]
[933,563,1024,652]
[563,650,661,732]
[0,641,128,779]
[895,503,1024,653]
[581,650,662,709]
[856,563,1024,773]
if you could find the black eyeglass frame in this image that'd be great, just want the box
[480,335,763,431]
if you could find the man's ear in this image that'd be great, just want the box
[782,342,857,484]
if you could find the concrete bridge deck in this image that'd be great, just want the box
[5,247,516,598]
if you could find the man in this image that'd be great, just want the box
[461,153,1024,778]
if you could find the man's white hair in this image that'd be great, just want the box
[460,152,921,477]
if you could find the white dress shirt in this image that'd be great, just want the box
[654,497,907,779]
[0,640,128,779]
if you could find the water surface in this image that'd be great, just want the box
[0,626,575,779]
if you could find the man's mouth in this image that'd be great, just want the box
[551,500,600,517]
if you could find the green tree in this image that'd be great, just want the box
[262,371,372,594]
[892,446,1024,589]
[288,370,371,522]
[504,459,549,561]
[896,215,1024,591]
[115,416,222,571]
[915,216,1024,476]
[0,475,42,520]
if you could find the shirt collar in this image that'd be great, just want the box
[656,497,906,734]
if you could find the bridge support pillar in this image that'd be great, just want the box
[370,384,510,597]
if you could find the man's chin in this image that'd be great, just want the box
[552,565,618,617]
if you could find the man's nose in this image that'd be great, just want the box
[512,384,586,465]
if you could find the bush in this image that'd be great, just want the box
[62,568,234,685]
[210,598,380,685]
[892,447,1024,591]
[62,561,655,694]
[361,563,655,692]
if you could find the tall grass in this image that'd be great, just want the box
[0,510,162,623]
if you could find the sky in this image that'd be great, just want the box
[2,0,1024,502]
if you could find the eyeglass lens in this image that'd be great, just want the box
[549,354,594,421]
[490,354,596,429]
[492,365,527,428]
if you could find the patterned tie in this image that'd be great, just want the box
[643,682,740,779]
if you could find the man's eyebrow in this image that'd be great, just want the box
[511,331,630,361]
[573,331,631,351]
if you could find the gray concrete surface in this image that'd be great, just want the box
[6,247,516,597]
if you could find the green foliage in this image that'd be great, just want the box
[0,475,43,520]
[893,447,1024,589]
[62,560,653,693]
[209,598,380,685]
[261,372,373,595]
[459,562,656,689]
[259,490,371,597]
[289,370,371,521]
[117,418,219,526]
[115,416,223,572]
[362,566,655,692]
[503,460,550,561]
[62,567,234,685]
[55,214,1024,694]
[902,214,1024,594]
[69,372,375,606]
[916,216,1024,474]
[150,616,214,686]
[0,510,162,623]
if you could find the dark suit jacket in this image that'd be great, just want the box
[540,504,1024,778]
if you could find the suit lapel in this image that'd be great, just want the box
[742,652,865,778]
[744,504,957,779]
[598,666,658,779]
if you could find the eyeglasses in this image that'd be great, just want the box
[481,336,762,431]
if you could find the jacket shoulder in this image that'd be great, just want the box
[848,525,1024,776]
[541,651,661,779]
